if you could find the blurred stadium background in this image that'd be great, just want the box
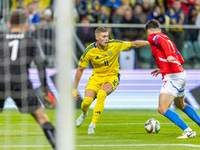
[1,0,200,110]
[1,0,200,149]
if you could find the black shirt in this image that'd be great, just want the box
[0,32,46,88]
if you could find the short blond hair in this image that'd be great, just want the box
[95,27,107,35]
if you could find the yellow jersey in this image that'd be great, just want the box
[78,39,131,76]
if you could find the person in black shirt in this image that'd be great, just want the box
[0,9,56,149]
[119,9,144,40]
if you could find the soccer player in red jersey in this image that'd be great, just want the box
[146,19,200,138]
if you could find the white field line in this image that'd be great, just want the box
[81,122,196,126]
[0,122,196,126]
[76,144,200,147]
[1,144,200,148]
[0,145,51,147]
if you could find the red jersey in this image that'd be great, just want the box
[148,32,184,78]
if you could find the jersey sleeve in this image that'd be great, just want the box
[119,41,131,52]
[149,35,172,57]
[78,51,91,68]
[33,40,47,88]
[175,49,185,64]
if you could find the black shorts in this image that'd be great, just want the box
[0,81,41,113]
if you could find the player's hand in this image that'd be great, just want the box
[42,92,56,109]
[151,68,161,77]
[72,88,79,101]
[167,56,174,63]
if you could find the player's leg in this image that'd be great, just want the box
[82,89,96,115]
[173,96,196,138]
[76,75,101,128]
[15,84,56,149]
[89,74,120,134]
[88,82,113,134]
[159,93,190,132]
[0,85,6,112]
[159,93,196,138]
[31,106,56,149]
[159,72,196,138]
[0,99,5,112]
[75,89,96,127]
[174,96,200,127]
[91,82,112,124]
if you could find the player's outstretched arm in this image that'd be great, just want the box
[130,40,150,48]
[73,66,85,100]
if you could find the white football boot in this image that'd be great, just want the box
[177,130,196,139]
[88,126,95,134]
[75,113,87,127]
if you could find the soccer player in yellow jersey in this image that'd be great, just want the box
[73,27,150,134]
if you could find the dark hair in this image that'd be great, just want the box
[95,27,107,35]
[153,5,161,10]
[145,19,160,31]
[9,9,27,27]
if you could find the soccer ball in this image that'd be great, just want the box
[145,118,160,133]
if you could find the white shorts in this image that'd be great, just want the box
[160,71,187,97]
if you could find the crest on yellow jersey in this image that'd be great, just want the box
[108,50,113,56]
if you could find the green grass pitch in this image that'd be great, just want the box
[76,109,200,150]
[0,109,200,150]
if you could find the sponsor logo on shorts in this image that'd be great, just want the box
[112,80,117,86]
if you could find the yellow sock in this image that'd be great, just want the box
[81,97,93,115]
[92,90,107,124]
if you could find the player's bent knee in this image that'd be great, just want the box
[158,107,166,115]
[81,97,93,108]
[96,90,107,103]
[175,101,187,110]
[180,103,187,110]
[175,104,183,110]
